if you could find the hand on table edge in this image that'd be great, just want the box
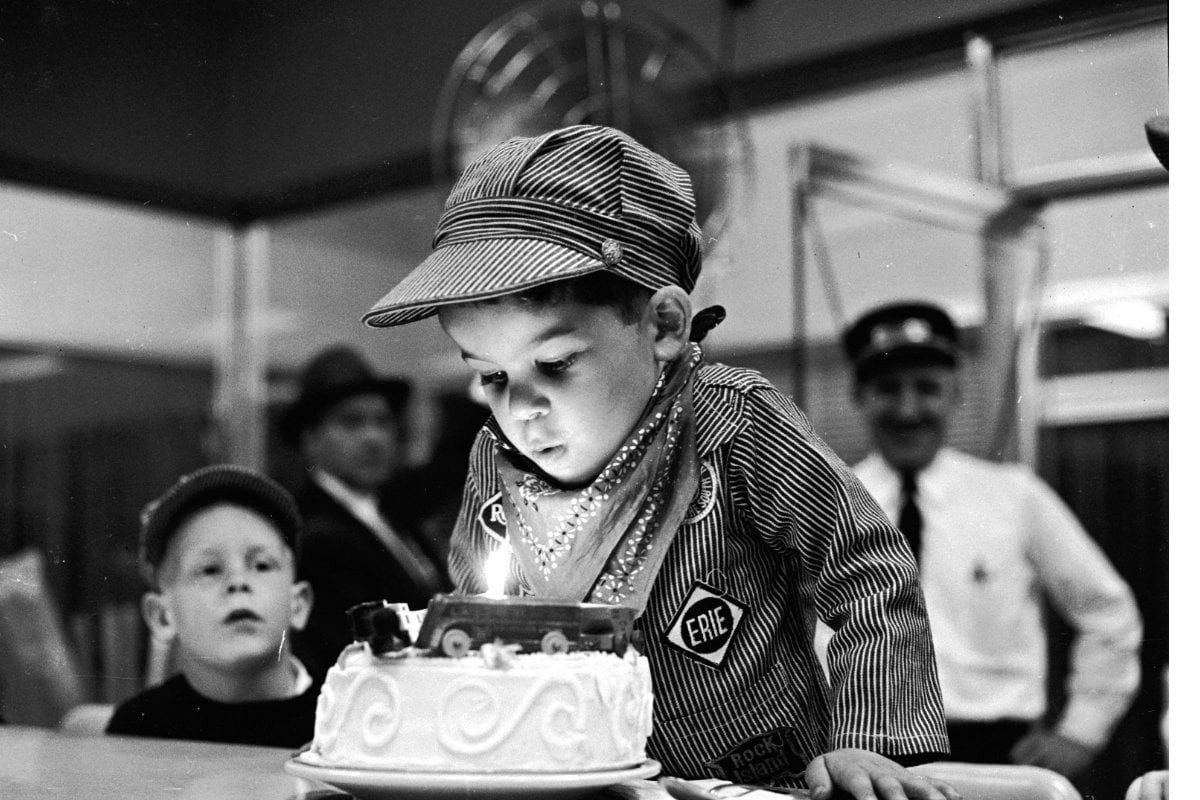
[805,748,961,800]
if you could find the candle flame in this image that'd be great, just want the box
[483,539,512,598]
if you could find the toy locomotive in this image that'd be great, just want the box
[347,593,640,658]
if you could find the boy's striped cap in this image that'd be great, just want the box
[138,464,302,584]
[363,124,703,327]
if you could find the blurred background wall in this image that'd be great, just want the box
[0,2,1167,796]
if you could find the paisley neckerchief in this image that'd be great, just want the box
[485,344,703,615]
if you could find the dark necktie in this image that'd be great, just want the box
[898,470,923,561]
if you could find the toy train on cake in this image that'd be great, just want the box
[347,593,641,658]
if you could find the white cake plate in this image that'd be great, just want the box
[285,757,661,800]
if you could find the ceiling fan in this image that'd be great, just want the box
[431,0,754,252]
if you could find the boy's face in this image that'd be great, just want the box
[855,362,959,473]
[440,297,665,486]
[146,504,311,675]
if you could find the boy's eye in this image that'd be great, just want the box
[537,355,576,376]
[198,563,223,577]
[480,371,507,387]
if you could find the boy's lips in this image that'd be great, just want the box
[224,609,262,625]
[526,439,564,456]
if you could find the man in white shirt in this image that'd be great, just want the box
[843,301,1142,780]
[280,346,446,681]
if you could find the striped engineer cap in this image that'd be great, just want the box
[362,124,704,327]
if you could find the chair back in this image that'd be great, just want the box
[0,547,85,726]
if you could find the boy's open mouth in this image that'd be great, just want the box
[526,440,563,458]
[224,609,262,624]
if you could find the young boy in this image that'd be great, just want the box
[363,125,956,799]
[105,465,318,748]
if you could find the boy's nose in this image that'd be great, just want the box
[507,384,549,421]
[225,574,252,593]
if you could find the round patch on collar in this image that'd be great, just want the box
[686,461,718,524]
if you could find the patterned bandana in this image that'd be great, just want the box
[485,345,703,615]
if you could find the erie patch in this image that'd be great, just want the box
[662,580,748,668]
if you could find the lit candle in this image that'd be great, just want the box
[482,538,512,598]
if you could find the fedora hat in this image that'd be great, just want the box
[280,346,411,445]
[362,124,703,327]
[842,301,960,382]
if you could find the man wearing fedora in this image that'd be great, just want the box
[842,301,1142,780]
[281,346,447,682]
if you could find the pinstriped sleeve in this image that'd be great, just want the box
[730,385,949,758]
[447,431,500,595]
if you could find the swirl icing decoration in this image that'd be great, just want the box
[438,672,588,761]
[596,655,653,750]
[599,665,628,747]
[314,669,404,756]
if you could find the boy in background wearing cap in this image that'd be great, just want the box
[105,465,318,747]
[844,302,1141,779]
[363,125,956,800]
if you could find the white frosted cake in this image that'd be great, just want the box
[302,641,654,773]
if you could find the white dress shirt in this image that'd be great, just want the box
[854,447,1142,748]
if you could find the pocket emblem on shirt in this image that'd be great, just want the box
[662,580,748,668]
[477,492,507,544]
[708,727,808,784]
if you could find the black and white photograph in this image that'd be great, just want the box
[0,2,1173,799]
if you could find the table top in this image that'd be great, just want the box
[0,725,1082,800]
[0,725,677,800]
[0,725,335,800]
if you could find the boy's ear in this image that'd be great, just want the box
[141,591,177,644]
[646,285,692,362]
[289,580,314,631]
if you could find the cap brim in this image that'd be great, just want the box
[363,238,604,327]
[856,343,957,378]
[140,466,301,581]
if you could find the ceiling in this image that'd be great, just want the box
[1,0,1165,223]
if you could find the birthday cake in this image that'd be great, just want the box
[300,595,654,773]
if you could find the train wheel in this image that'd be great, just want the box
[441,628,472,658]
[540,630,569,654]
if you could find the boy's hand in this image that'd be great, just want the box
[805,749,961,800]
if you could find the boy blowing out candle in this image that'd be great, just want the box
[362,124,956,800]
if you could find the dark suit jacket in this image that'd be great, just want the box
[293,477,449,682]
